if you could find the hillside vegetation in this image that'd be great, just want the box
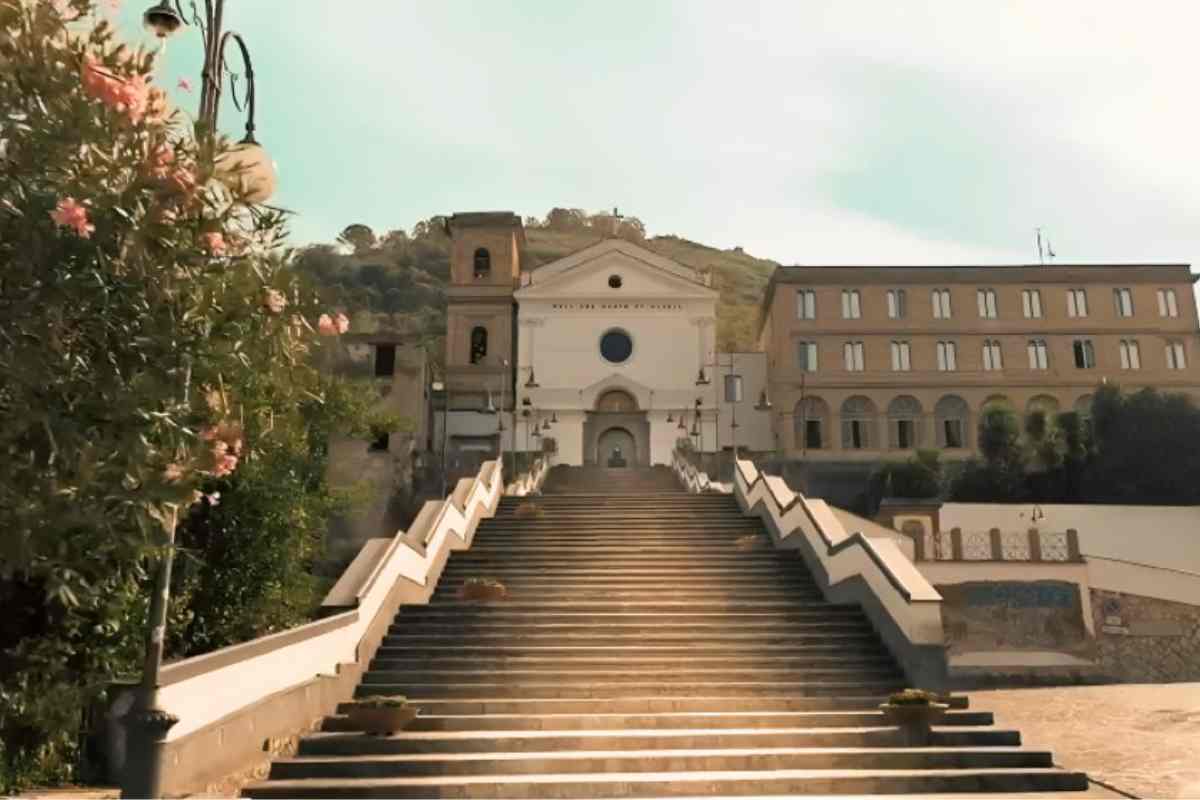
[294,208,778,360]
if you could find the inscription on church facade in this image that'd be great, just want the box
[550,303,684,311]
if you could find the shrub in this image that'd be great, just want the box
[886,689,942,706]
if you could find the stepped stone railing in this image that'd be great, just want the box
[671,447,731,494]
[122,458,504,797]
[732,457,948,690]
[504,453,549,496]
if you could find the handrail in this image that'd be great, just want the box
[672,447,727,494]
[733,457,947,688]
[505,453,549,496]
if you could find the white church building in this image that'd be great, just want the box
[438,212,774,468]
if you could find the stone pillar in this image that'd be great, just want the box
[1028,528,1042,562]
[1066,528,1082,562]
[950,528,964,561]
[988,528,1003,561]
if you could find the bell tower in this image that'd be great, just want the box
[443,212,523,410]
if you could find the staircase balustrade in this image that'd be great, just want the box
[121,458,504,797]
[732,457,949,690]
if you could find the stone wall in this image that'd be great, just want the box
[1090,588,1200,682]
[937,580,1093,659]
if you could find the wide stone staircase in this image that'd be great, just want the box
[244,489,1089,797]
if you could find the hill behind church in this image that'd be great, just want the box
[294,208,778,358]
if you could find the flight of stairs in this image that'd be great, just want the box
[244,489,1089,798]
[541,465,684,495]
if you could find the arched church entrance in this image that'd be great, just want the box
[583,389,650,467]
[597,427,636,468]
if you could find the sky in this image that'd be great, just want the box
[117,1,1198,292]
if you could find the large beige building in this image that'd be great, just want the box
[759,263,1200,460]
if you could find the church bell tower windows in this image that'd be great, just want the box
[473,248,491,280]
[470,326,488,364]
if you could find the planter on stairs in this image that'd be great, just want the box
[346,697,417,736]
[879,689,949,747]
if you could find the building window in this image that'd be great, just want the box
[368,431,390,452]
[932,289,952,319]
[1067,289,1088,318]
[843,341,864,372]
[977,288,998,319]
[599,329,634,364]
[982,339,1004,371]
[1113,288,1134,317]
[469,326,488,364]
[935,395,968,449]
[936,341,957,371]
[1158,288,1179,318]
[1027,339,1049,370]
[796,289,816,319]
[1022,289,1043,319]
[841,396,876,450]
[887,289,907,320]
[473,247,491,280]
[1166,341,1187,370]
[724,374,744,403]
[1073,338,1096,369]
[841,289,861,319]
[374,344,396,377]
[796,341,818,372]
[1119,339,1141,370]
[890,341,911,372]
[794,397,829,450]
[887,395,922,450]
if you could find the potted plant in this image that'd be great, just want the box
[513,501,544,519]
[458,576,508,602]
[879,689,949,746]
[347,695,418,736]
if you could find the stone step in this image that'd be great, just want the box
[437,566,814,578]
[405,600,846,613]
[321,709,989,734]
[302,725,1018,755]
[373,643,891,660]
[387,620,873,636]
[244,766,1089,798]
[379,632,881,650]
[361,666,901,686]
[453,546,779,557]
[369,654,897,672]
[333,696,972,718]
[354,680,904,700]
[269,746,1056,780]
[395,608,865,624]
[427,593,829,605]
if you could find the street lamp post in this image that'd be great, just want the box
[143,1,276,202]
[123,5,275,797]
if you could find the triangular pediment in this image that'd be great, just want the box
[515,239,718,301]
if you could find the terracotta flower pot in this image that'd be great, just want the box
[347,704,417,736]
[459,583,508,602]
[879,702,949,746]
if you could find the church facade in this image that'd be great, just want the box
[439,212,775,468]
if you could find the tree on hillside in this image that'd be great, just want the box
[337,223,377,255]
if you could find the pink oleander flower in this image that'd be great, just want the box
[212,452,238,478]
[163,462,185,482]
[317,313,337,336]
[81,55,115,101]
[149,143,174,177]
[165,164,196,194]
[334,312,350,334]
[202,231,227,256]
[206,491,221,507]
[263,288,287,314]
[177,78,192,92]
[50,197,95,238]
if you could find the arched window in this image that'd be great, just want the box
[1026,394,1060,416]
[473,247,491,280]
[840,396,877,450]
[935,395,969,449]
[793,397,830,450]
[887,395,923,449]
[469,326,488,364]
[1074,394,1093,417]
